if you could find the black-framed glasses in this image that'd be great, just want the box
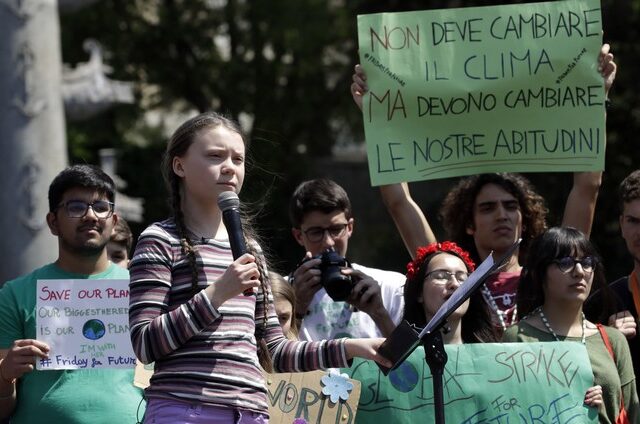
[553,256,596,273]
[57,200,114,219]
[425,269,469,285]
[302,223,348,243]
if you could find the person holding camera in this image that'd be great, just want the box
[289,179,405,340]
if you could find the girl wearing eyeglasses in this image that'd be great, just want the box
[503,227,639,423]
[127,112,391,424]
[403,241,498,344]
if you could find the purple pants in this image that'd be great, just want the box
[144,398,269,424]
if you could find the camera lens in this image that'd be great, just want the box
[320,250,353,302]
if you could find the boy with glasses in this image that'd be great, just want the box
[289,178,404,340]
[0,165,143,423]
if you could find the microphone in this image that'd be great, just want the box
[217,191,253,296]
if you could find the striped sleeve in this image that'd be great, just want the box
[252,247,349,372]
[128,224,221,363]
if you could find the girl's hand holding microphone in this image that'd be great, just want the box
[205,253,261,309]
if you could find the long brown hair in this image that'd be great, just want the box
[162,111,273,371]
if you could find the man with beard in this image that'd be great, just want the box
[0,165,143,423]
[587,170,640,392]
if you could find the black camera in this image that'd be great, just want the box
[302,249,353,302]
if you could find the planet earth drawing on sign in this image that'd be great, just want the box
[82,319,106,340]
[389,360,419,393]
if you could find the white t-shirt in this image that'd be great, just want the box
[298,263,405,341]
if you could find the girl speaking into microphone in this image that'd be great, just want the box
[128,111,390,424]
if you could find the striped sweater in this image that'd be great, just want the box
[129,219,349,414]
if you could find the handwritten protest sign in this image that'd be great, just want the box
[357,0,604,185]
[267,371,361,423]
[134,365,362,423]
[343,342,598,423]
[35,279,136,370]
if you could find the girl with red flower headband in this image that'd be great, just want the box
[403,242,498,344]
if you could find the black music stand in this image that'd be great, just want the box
[377,239,521,424]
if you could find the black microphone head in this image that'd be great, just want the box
[217,191,240,212]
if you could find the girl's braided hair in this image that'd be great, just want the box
[162,111,273,371]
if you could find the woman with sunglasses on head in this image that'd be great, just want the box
[403,241,499,345]
[503,227,639,423]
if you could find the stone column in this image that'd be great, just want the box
[0,0,68,284]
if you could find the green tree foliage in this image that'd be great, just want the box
[61,0,640,278]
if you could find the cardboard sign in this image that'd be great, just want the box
[357,0,605,185]
[134,365,361,423]
[267,371,361,424]
[343,342,598,423]
[35,279,136,370]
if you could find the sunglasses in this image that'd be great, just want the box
[552,256,596,273]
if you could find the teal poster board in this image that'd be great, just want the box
[357,0,605,185]
[342,342,598,423]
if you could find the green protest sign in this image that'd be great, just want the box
[357,0,604,185]
[342,342,598,423]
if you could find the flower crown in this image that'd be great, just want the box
[406,241,475,281]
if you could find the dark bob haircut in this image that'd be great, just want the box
[517,226,613,322]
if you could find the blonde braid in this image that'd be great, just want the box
[162,111,272,367]
[171,176,199,295]
[245,226,273,372]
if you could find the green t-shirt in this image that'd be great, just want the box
[503,321,639,424]
[0,263,144,424]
